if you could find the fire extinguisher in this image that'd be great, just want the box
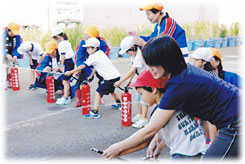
[81,80,91,115]
[46,75,55,103]
[10,67,20,91]
[119,86,132,127]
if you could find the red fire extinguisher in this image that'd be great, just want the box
[120,86,132,127]
[46,75,55,103]
[10,67,20,91]
[81,80,91,115]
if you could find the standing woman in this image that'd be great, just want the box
[132,2,188,57]
[102,35,240,160]
[52,28,75,105]
[209,48,241,88]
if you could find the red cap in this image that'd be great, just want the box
[129,70,168,88]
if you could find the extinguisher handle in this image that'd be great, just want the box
[118,86,132,92]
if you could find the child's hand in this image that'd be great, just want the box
[43,66,51,72]
[65,71,72,76]
[128,31,139,37]
[114,81,122,88]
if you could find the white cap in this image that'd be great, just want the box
[17,42,31,54]
[119,36,135,55]
[189,47,213,62]
[83,38,100,47]
[51,28,63,37]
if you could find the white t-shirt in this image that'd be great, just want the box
[84,50,120,80]
[29,42,43,60]
[130,47,148,74]
[58,40,74,59]
[52,57,59,69]
[51,57,61,80]
[157,111,207,156]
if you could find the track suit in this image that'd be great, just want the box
[140,13,188,57]
[2,28,23,59]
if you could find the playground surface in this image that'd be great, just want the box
[4,46,242,161]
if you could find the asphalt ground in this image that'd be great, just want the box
[3,46,242,162]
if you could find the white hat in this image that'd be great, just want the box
[119,36,135,55]
[189,47,213,62]
[51,28,63,37]
[17,42,31,54]
[83,38,100,47]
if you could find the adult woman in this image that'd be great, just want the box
[132,2,188,57]
[102,36,240,160]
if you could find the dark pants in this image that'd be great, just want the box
[202,122,240,160]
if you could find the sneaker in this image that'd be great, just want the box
[132,118,148,129]
[31,86,37,91]
[111,104,121,111]
[84,110,101,119]
[56,97,71,105]
[27,84,33,90]
[132,114,141,123]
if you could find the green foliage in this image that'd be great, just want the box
[201,21,211,40]
[219,24,228,38]
[192,21,203,40]
[212,23,220,38]
[64,25,84,50]
[100,27,128,47]
[136,24,154,36]
[182,23,192,41]
[20,27,43,43]
[230,22,240,37]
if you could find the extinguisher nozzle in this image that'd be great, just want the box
[90,147,103,154]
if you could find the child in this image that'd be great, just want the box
[74,25,110,107]
[209,48,241,88]
[2,22,23,88]
[65,38,121,118]
[115,36,148,128]
[189,47,216,77]
[35,41,63,92]
[52,28,75,105]
[130,70,207,160]
[17,41,43,90]
[131,2,188,57]
[102,35,240,160]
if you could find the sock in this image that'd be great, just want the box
[93,109,98,114]
[206,138,211,144]
[116,99,121,106]
[138,113,142,117]
[142,117,147,121]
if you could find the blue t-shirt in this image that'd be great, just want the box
[158,64,240,129]
[224,71,241,88]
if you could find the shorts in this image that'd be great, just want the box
[62,58,74,81]
[96,77,120,95]
[30,59,38,69]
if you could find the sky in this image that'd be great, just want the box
[0,0,244,31]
